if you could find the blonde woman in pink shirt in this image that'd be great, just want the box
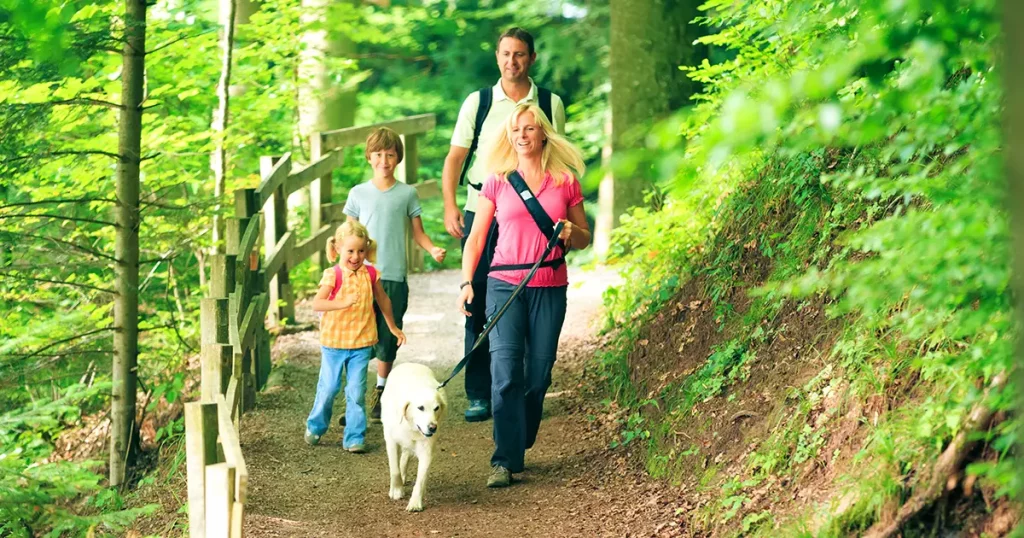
[457,102,591,488]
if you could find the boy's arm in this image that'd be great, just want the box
[342,187,360,221]
[410,216,446,262]
[410,216,435,251]
[372,278,406,345]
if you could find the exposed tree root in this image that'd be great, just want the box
[863,372,1007,538]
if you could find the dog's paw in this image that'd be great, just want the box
[405,498,424,512]
[389,487,405,501]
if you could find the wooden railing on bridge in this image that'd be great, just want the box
[184,114,437,537]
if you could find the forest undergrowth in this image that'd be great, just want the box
[592,0,1019,535]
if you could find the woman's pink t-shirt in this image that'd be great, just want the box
[479,171,584,287]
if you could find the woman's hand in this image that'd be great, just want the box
[558,218,574,249]
[431,246,447,263]
[457,283,474,317]
[389,325,406,347]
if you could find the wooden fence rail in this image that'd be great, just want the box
[184,114,437,537]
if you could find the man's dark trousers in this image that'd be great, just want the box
[462,210,499,403]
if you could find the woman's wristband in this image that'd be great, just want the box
[459,280,472,290]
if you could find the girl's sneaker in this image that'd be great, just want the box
[345,443,366,453]
[304,430,321,446]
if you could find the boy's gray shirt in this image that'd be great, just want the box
[343,181,422,282]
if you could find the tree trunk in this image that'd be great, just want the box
[595,0,703,255]
[211,0,237,251]
[110,0,146,487]
[235,0,260,24]
[594,108,614,258]
[298,0,356,144]
[298,0,356,271]
[1002,0,1024,486]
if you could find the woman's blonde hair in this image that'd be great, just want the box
[484,102,586,185]
[325,221,377,264]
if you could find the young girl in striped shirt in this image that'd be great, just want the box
[305,221,405,452]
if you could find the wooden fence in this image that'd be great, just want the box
[184,114,437,537]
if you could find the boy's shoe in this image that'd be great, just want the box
[465,399,491,422]
[304,430,321,446]
[369,387,385,424]
[346,443,366,454]
[486,465,512,488]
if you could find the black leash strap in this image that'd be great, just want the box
[438,221,565,389]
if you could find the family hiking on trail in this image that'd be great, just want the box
[304,26,591,491]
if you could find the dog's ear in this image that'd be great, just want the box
[436,389,448,420]
[400,401,409,424]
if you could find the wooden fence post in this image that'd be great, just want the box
[261,156,295,326]
[200,298,230,400]
[205,462,235,537]
[185,402,218,538]
[310,133,336,273]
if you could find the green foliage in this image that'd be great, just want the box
[0,382,158,536]
[596,0,1016,533]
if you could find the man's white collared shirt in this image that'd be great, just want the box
[451,77,566,212]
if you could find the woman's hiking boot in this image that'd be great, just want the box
[464,399,491,422]
[486,465,512,487]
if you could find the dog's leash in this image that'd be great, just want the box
[438,221,565,389]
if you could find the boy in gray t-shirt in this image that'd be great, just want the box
[343,127,446,423]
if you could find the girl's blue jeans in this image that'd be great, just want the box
[306,345,372,448]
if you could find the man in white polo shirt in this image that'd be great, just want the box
[441,27,566,423]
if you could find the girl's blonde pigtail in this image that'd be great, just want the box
[325,237,338,263]
[366,238,378,264]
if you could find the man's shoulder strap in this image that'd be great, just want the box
[475,87,493,131]
[459,87,493,189]
[537,87,553,124]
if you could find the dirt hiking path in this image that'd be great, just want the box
[240,269,679,538]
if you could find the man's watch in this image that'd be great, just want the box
[459,281,472,290]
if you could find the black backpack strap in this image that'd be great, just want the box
[490,170,566,272]
[537,87,553,125]
[459,87,493,190]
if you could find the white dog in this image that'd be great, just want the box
[380,362,448,512]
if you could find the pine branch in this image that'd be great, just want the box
[6,150,124,163]
[0,213,118,227]
[140,199,212,211]
[0,349,114,360]
[0,198,117,210]
[8,231,118,262]
[0,272,117,294]
[7,98,124,110]
[51,98,125,109]
[147,28,218,54]
[2,327,116,362]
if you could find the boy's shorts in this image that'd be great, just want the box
[373,279,409,363]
